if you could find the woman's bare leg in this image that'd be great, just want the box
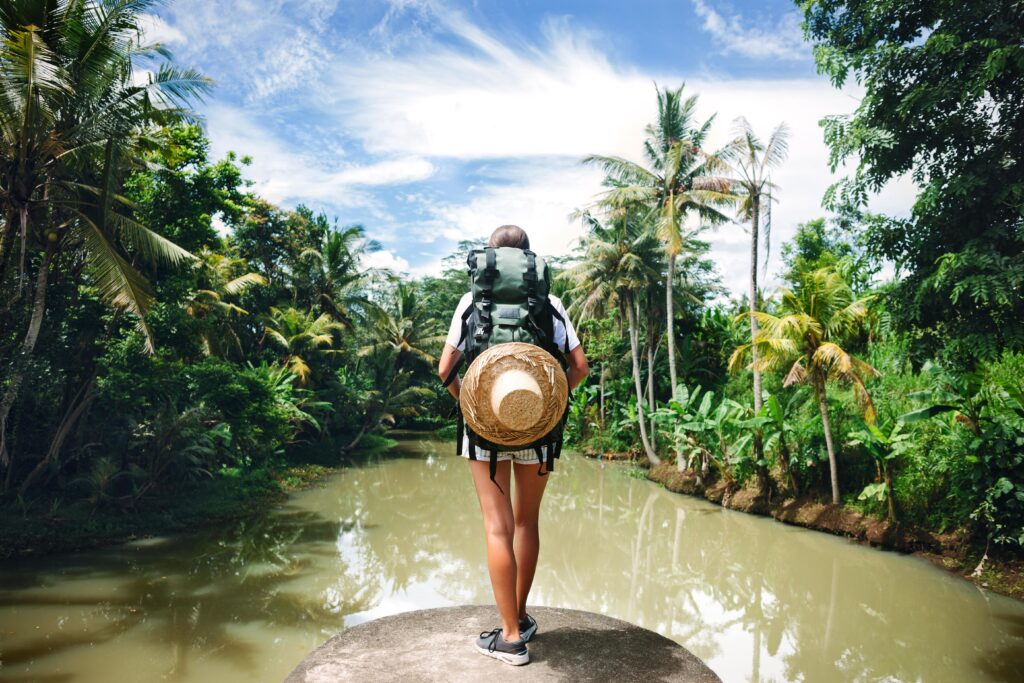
[512,461,549,619]
[469,459,521,641]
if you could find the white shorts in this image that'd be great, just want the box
[457,437,542,464]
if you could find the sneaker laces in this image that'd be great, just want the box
[479,628,502,653]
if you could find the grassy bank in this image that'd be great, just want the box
[0,463,339,561]
[625,458,1024,601]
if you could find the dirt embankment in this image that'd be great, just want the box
[622,459,1024,600]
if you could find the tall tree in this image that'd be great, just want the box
[724,117,790,475]
[801,0,1024,367]
[730,267,878,504]
[299,224,378,328]
[583,84,734,397]
[564,211,663,464]
[0,0,209,467]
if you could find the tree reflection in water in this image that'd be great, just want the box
[2,437,1024,683]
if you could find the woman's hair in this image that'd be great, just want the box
[488,225,530,250]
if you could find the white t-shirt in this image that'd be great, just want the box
[444,293,580,353]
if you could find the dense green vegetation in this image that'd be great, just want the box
[1,0,1021,569]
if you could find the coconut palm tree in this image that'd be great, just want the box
[0,0,209,466]
[729,267,878,504]
[346,347,434,451]
[262,307,345,385]
[583,84,734,397]
[299,224,378,327]
[563,211,664,464]
[185,250,266,358]
[723,117,791,467]
[359,282,443,372]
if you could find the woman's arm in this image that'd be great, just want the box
[566,345,589,391]
[438,343,462,399]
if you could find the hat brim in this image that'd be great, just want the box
[461,342,568,447]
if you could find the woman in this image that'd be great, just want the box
[437,225,589,665]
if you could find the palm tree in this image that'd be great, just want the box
[724,117,791,467]
[0,0,209,466]
[729,268,878,504]
[563,211,663,464]
[346,347,434,451]
[583,84,734,396]
[359,282,442,371]
[185,250,266,358]
[262,307,345,385]
[299,224,378,327]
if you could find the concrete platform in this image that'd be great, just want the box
[285,605,721,682]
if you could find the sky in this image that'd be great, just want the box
[143,0,914,296]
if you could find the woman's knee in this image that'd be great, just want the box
[484,517,515,544]
[514,517,539,534]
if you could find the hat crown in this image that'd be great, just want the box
[490,369,544,431]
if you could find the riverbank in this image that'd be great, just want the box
[634,458,1024,601]
[0,462,340,560]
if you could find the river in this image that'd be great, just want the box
[1,435,1023,682]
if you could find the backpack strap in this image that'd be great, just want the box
[441,305,474,388]
[489,449,503,494]
[456,407,465,455]
[474,248,498,346]
[549,305,570,355]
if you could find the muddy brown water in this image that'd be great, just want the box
[1,435,1023,683]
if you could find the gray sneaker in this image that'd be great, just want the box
[475,628,529,666]
[519,614,538,642]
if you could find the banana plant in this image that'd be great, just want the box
[847,420,913,523]
[759,394,800,495]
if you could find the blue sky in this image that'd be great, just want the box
[142,0,912,295]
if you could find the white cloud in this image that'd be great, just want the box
[319,8,914,294]
[164,1,914,296]
[363,249,411,273]
[327,14,657,159]
[418,160,605,257]
[691,0,807,61]
[138,14,187,46]
[204,104,435,212]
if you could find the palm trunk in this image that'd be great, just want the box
[345,417,372,452]
[626,299,660,465]
[749,195,767,490]
[666,252,678,397]
[646,337,656,448]
[0,239,56,470]
[814,374,840,505]
[19,375,96,494]
[599,364,606,431]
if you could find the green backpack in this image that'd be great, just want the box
[443,246,569,484]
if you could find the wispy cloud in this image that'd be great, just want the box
[691,0,807,61]
[138,13,187,46]
[205,104,434,211]
[155,1,911,295]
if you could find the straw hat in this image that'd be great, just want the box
[461,342,568,447]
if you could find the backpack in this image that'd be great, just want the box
[442,246,569,486]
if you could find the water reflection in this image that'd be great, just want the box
[1,435,1023,683]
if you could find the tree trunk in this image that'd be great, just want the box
[19,375,96,495]
[0,239,56,470]
[599,364,605,431]
[884,460,897,523]
[626,300,660,465]
[815,375,840,505]
[749,195,767,491]
[666,252,678,397]
[646,336,656,448]
[749,196,762,411]
[345,417,372,452]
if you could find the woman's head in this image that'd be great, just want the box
[488,225,530,250]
